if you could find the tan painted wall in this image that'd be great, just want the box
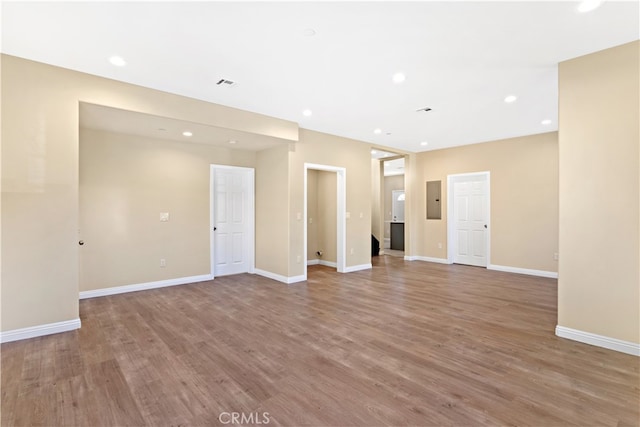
[255,144,291,277]
[410,132,559,272]
[558,41,639,343]
[316,171,337,263]
[1,54,296,331]
[383,175,405,240]
[307,169,319,262]
[289,129,372,276]
[370,159,383,243]
[79,128,255,291]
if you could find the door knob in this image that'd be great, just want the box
[79,240,84,245]
[484,225,487,229]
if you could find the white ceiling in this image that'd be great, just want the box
[2,1,638,153]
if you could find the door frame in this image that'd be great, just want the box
[210,164,255,279]
[303,163,346,280]
[446,171,490,266]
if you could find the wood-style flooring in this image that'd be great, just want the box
[2,256,639,426]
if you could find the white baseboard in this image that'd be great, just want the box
[343,263,372,273]
[556,325,640,356]
[79,274,214,299]
[306,259,338,268]
[319,260,337,268]
[405,255,450,264]
[254,269,306,284]
[1,318,81,344]
[488,264,558,279]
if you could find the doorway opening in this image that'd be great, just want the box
[447,171,490,267]
[210,165,255,278]
[377,154,405,258]
[303,163,346,280]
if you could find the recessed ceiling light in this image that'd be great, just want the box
[504,95,518,103]
[302,109,312,117]
[182,131,193,137]
[229,140,237,144]
[108,56,127,67]
[374,128,382,134]
[302,28,316,37]
[541,119,552,125]
[392,72,406,84]
[420,141,429,146]
[577,0,603,13]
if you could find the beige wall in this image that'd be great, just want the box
[410,132,559,273]
[383,175,405,240]
[289,129,372,276]
[79,128,255,291]
[370,159,383,243]
[255,144,291,277]
[558,41,639,344]
[1,54,296,332]
[307,169,319,262]
[306,169,337,264]
[316,171,337,263]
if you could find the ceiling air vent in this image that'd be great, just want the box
[216,79,236,87]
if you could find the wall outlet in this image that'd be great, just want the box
[160,212,170,222]
[438,243,442,249]
[160,258,166,267]
[296,255,301,263]
[350,248,354,255]
[554,252,559,261]
[309,217,313,224]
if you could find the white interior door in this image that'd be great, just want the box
[453,180,487,267]
[212,166,254,277]
[392,190,405,222]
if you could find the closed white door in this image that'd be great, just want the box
[213,167,252,276]
[453,180,487,267]
[392,190,405,222]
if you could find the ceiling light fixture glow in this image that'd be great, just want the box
[371,149,377,154]
[182,131,193,137]
[302,109,312,117]
[392,72,406,84]
[420,141,429,146]
[577,0,604,13]
[229,140,237,144]
[541,119,552,125]
[504,95,518,103]
[374,128,382,134]
[109,55,127,67]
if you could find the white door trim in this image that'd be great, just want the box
[303,163,347,280]
[210,165,255,279]
[446,171,491,266]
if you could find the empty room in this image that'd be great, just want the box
[1,1,638,426]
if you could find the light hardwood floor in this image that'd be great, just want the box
[2,256,639,426]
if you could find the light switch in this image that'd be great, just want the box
[160,212,170,222]
[296,212,302,221]
[346,212,351,219]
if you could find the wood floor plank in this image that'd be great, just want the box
[2,256,638,426]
